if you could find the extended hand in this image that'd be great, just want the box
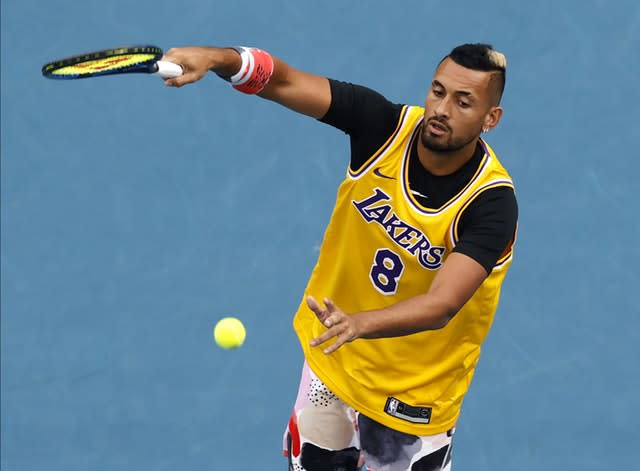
[307,296,361,354]
[161,47,214,87]
[162,46,241,88]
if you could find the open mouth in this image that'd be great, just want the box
[427,120,449,136]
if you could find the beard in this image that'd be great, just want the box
[420,120,481,153]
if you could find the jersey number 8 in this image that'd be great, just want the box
[370,248,405,295]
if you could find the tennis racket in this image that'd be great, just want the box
[41,45,183,80]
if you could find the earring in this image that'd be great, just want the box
[482,127,490,133]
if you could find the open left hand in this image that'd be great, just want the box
[307,296,361,354]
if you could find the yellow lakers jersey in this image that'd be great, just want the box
[293,105,516,435]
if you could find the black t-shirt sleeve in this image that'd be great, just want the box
[319,79,403,170]
[453,186,518,273]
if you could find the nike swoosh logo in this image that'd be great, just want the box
[373,167,396,180]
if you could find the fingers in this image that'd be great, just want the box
[306,296,330,324]
[306,295,321,312]
[307,296,357,354]
[163,71,203,88]
[160,49,209,88]
[310,325,352,354]
[323,297,337,313]
[310,326,339,348]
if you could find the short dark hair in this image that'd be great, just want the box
[441,43,507,104]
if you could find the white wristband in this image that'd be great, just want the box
[229,47,255,85]
[219,46,274,95]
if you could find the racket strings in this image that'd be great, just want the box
[42,46,163,79]
[49,54,158,76]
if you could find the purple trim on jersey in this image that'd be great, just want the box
[347,106,410,179]
[477,137,490,158]
[448,179,515,254]
[401,132,491,216]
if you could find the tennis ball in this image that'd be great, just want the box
[213,317,246,349]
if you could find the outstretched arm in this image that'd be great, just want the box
[307,252,489,354]
[162,46,331,119]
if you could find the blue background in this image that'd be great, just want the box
[2,0,639,469]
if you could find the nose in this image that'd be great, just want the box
[433,96,451,119]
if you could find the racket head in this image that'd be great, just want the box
[42,45,163,79]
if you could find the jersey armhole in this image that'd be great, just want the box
[449,181,517,270]
[348,105,410,177]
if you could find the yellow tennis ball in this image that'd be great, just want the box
[213,317,246,349]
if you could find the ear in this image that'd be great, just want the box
[482,106,503,133]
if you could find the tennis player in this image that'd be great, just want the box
[163,43,518,471]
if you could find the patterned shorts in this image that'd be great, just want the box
[283,362,454,471]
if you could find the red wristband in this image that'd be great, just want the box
[231,47,274,95]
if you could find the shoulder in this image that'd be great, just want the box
[465,185,517,217]
[320,79,404,136]
[453,185,518,273]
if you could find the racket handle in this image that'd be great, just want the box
[154,60,183,78]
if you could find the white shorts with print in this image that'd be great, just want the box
[283,362,454,471]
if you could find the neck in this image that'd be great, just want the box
[416,137,480,176]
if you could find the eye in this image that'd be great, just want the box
[458,100,470,108]
[432,88,444,97]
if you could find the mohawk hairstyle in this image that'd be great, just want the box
[441,43,507,103]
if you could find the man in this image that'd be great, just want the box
[163,43,518,471]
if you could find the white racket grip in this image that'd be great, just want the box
[155,60,183,78]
